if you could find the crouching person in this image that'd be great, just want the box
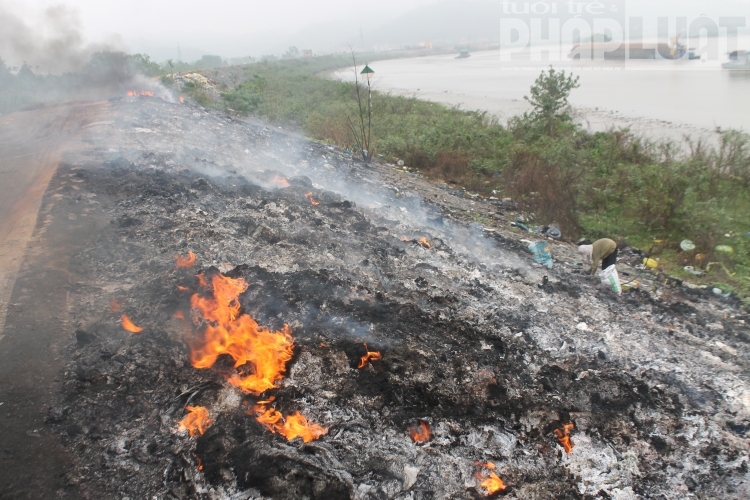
[578,238,622,296]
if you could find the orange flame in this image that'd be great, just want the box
[554,423,575,453]
[179,96,185,103]
[272,175,290,186]
[408,421,432,443]
[175,251,196,268]
[252,402,327,443]
[127,90,154,97]
[478,472,506,495]
[110,299,121,313]
[177,285,190,292]
[474,461,496,470]
[178,406,213,437]
[121,314,143,333]
[304,192,320,205]
[418,237,431,248]
[357,343,382,369]
[401,237,410,242]
[174,310,185,319]
[189,273,295,395]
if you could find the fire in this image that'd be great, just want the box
[474,461,506,495]
[357,343,382,369]
[478,472,506,495]
[418,237,431,248]
[127,90,154,97]
[177,285,190,292]
[175,251,196,268]
[272,175,290,186]
[554,423,575,453]
[189,273,295,395]
[408,421,432,443]
[174,310,185,319]
[179,96,185,103]
[110,299,121,313]
[401,237,410,242]
[252,400,328,443]
[121,314,143,333]
[178,406,213,437]
[304,192,320,205]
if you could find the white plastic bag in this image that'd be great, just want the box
[599,265,622,294]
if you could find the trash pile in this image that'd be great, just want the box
[36,96,750,499]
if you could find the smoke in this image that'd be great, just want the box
[0,1,123,74]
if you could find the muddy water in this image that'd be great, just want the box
[341,41,750,140]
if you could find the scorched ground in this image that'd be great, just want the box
[14,95,750,499]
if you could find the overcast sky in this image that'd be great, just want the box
[3,0,749,63]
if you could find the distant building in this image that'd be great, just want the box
[419,41,433,50]
[303,50,313,58]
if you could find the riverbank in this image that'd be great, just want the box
[181,55,750,299]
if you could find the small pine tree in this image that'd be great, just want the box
[524,66,580,136]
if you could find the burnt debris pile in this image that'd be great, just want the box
[43,97,750,499]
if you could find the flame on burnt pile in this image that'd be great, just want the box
[272,175,290,187]
[175,251,196,268]
[178,406,213,437]
[121,314,143,333]
[418,237,431,248]
[408,421,433,443]
[189,272,294,395]
[251,397,328,443]
[554,423,575,453]
[357,343,382,369]
[473,461,506,495]
[304,192,320,205]
[127,90,154,97]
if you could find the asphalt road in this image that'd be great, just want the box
[0,101,104,499]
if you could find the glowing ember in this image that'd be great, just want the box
[121,314,143,333]
[272,175,290,186]
[304,192,320,205]
[408,421,432,442]
[175,251,196,268]
[189,273,295,395]
[252,401,328,443]
[401,237,410,242]
[418,237,431,248]
[177,285,190,292]
[178,406,213,437]
[110,299,121,313]
[474,461,496,470]
[127,90,154,97]
[357,343,382,369]
[174,310,185,319]
[478,472,506,495]
[179,96,185,103]
[554,423,575,453]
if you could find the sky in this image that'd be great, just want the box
[2,0,749,65]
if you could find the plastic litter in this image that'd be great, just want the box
[397,160,405,167]
[712,287,723,295]
[512,222,529,232]
[543,227,561,239]
[643,258,658,269]
[680,240,695,251]
[715,245,734,253]
[599,265,622,294]
[528,241,553,268]
[683,266,702,276]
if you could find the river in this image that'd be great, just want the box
[336,41,750,142]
